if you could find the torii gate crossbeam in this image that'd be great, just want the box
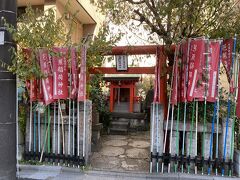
[89,45,172,118]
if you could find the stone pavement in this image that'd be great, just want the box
[90,131,150,172]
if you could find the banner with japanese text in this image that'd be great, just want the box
[52,47,69,100]
[153,60,158,103]
[39,49,54,105]
[222,39,233,82]
[170,44,180,105]
[26,79,37,102]
[153,48,161,103]
[179,40,189,103]
[37,79,44,102]
[70,48,78,99]
[187,39,205,102]
[78,46,87,102]
[207,41,220,102]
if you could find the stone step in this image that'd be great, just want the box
[116,118,129,122]
[111,121,129,126]
[109,127,128,132]
[110,112,146,119]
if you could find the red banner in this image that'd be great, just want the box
[179,40,189,102]
[170,44,180,105]
[22,48,32,65]
[207,41,220,102]
[222,39,233,82]
[52,47,69,100]
[26,79,37,102]
[187,39,205,102]
[70,48,78,99]
[153,60,158,103]
[37,79,44,102]
[39,49,54,105]
[78,46,87,102]
[157,48,161,103]
[153,52,161,103]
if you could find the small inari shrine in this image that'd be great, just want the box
[103,76,141,113]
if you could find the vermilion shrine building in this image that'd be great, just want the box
[103,76,141,113]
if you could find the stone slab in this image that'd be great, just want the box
[126,148,149,159]
[104,140,128,147]
[121,158,149,172]
[100,146,125,157]
[128,140,150,149]
[234,161,240,177]
[234,149,240,164]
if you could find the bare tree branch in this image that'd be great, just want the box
[143,1,168,37]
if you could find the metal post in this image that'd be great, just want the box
[0,0,16,179]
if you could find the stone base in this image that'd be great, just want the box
[234,149,240,177]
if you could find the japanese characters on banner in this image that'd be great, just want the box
[187,39,205,102]
[207,41,220,102]
[170,44,180,105]
[222,39,234,82]
[37,79,44,102]
[52,47,68,100]
[153,59,158,103]
[153,48,161,103]
[39,49,54,105]
[179,40,189,102]
[26,79,37,102]
[78,46,87,102]
[70,48,79,99]
[24,46,89,105]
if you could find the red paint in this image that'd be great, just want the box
[89,67,155,74]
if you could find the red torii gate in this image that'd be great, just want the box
[89,45,172,119]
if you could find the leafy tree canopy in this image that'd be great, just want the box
[91,0,240,48]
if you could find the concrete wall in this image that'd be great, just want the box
[56,0,84,44]
[150,103,164,172]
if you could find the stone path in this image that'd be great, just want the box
[90,131,150,172]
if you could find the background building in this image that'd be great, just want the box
[17,0,104,43]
